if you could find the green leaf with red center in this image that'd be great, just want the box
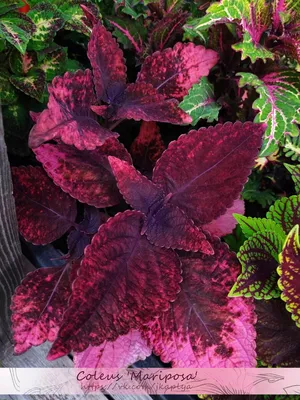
[0,11,35,53]
[10,68,46,101]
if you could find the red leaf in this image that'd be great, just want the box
[137,42,219,99]
[203,199,245,237]
[74,330,151,368]
[108,156,213,253]
[47,210,182,360]
[12,166,77,245]
[11,261,80,355]
[34,138,132,208]
[88,23,127,102]
[142,238,257,367]
[109,82,192,124]
[152,122,264,226]
[130,121,165,174]
[29,70,118,150]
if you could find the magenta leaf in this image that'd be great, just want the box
[47,210,182,360]
[137,42,219,99]
[12,166,77,245]
[28,69,118,150]
[11,260,80,355]
[152,122,264,226]
[108,156,213,253]
[74,330,151,368]
[34,138,132,208]
[142,237,257,367]
[87,22,127,103]
[107,83,192,124]
[130,121,165,174]
[203,199,245,237]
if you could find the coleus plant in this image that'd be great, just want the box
[10,21,267,367]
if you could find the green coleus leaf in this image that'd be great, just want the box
[179,77,221,126]
[107,16,146,52]
[234,214,286,239]
[0,1,24,16]
[27,3,65,51]
[238,70,300,157]
[232,31,274,63]
[10,68,46,101]
[278,224,300,327]
[284,135,300,162]
[285,163,300,194]
[0,12,35,53]
[242,172,277,208]
[9,49,37,75]
[38,47,67,81]
[223,225,246,253]
[114,0,147,20]
[229,231,283,300]
[267,194,300,235]
[0,68,18,105]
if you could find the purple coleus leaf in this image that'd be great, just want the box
[74,330,151,368]
[109,122,264,251]
[67,206,107,260]
[34,138,132,208]
[28,69,118,150]
[12,166,77,245]
[137,41,219,99]
[142,237,257,367]
[11,260,80,355]
[47,210,182,360]
[256,298,300,366]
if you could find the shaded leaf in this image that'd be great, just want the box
[137,42,219,99]
[267,195,300,235]
[278,225,300,327]
[229,231,283,299]
[224,225,247,253]
[0,1,24,16]
[11,261,80,355]
[179,77,221,126]
[74,330,151,368]
[108,16,146,52]
[12,166,77,245]
[0,68,18,105]
[29,69,118,150]
[34,138,132,208]
[285,163,300,193]
[142,237,257,367]
[242,171,277,208]
[237,71,300,157]
[234,215,286,239]
[10,68,46,101]
[284,135,300,162]
[47,210,182,360]
[58,1,99,35]
[256,298,300,366]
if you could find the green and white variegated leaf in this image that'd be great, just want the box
[284,136,300,162]
[229,231,283,300]
[278,224,300,327]
[27,3,65,51]
[267,194,300,235]
[38,47,67,81]
[285,163,300,194]
[179,77,221,125]
[0,12,35,54]
[234,214,286,239]
[0,68,18,105]
[232,31,274,63]
[237,70,300,157]
[10,68,46,101]
[184,0,249,37]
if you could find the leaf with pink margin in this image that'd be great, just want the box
[278,225,300,327]
[108,156,213,253]
[87,23,127,102]
[203,199,245,237]
[109,83,192,124]
[28,69,118,150]
[152,121,264,226]
[74,330,151,368]
[47,210,182,360]
[137,42,219,99]
[130,121,165,174]
[142,237,257,367]
[256,298,300,366]
[34,138,132,208]
[11,260,80,355]
[12,166,77,245]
